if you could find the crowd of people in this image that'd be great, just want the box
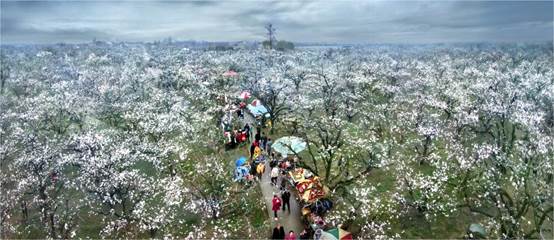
[240,122,311,239]
[268,160,318,240]
[266,152,315,239]
[247,126,274,180]
[272,223,299,240]
[223,93,318,239]
[232,124,325,239]
[222,97,261,149]
[272,221,314,240]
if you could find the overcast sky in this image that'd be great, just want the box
[1,0,552,44]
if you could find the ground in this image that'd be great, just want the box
[243,113,304,236]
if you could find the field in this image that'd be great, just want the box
[0,42,553,239]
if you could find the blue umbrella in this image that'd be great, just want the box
[235,156,247,167]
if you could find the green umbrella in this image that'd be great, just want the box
[272,136,307,155]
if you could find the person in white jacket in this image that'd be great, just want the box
[270,166,279,186]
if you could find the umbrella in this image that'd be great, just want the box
[235,156,247,167]
[272,136,307,155]
[240,91,251,100]
[327,228,353,240]
[315,229,338,240]
[247,101,269,117]
[469,223,486,238]
[223,70,238,77]
[245,97,255,104]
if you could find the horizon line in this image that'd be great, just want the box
[1,39,553,47]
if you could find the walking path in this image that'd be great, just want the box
[259,160,304,234]
[243,113,303,236]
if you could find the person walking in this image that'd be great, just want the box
[244,123,251,142]
[272,195,282,218]
[256,162,265,180]
[271,222,285,239]
[250,143,256,159]
[266,138,273,155]
[261,133,268,149]
[271,166,279,186]
[249,160,257,176]
[281,189,291,213]
[285,231,297,240]
[255,128,261,141]
[270,153,277,168]
[237,108,243,119]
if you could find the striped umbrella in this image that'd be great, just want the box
[327,228,353,240]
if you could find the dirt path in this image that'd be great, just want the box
[259,161,304,235]
[243,113,304,236]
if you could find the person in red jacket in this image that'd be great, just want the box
[285,230,296,240]
[272,195,282,218]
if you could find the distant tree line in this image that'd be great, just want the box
[263,23,295,51]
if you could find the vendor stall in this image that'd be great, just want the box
[283,166,335,233]
[247,99,270,118]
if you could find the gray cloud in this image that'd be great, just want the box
[1,0,552,44]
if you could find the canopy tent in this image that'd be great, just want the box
[272,136,307,156]
[295,176,327,203]
[302,185,327,203]
[247,99,270,117]
[289,168,314,183]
